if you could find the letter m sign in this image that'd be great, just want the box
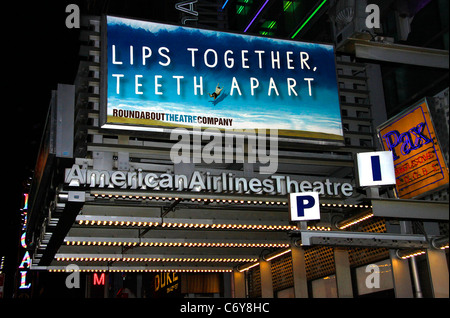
[289,192,320,222]
[93,273,105,285]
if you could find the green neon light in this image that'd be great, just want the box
[260,20,276,36]
[262,20,276,29]
[283,1,292,11]
[237,0,249,15]
[291,0,327,39]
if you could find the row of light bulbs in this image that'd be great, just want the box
[78,220,158,227]
[323,203,371,209]
[397,244,449,260]
[76,219,331,232]
[55,256,258,263]
[161,223,298,230]
[49,268,233,273]
[77,219,298,231]
[92,193,371,209]
[65,240,290,248]
[398,250,426,259]
[93,193,287,205]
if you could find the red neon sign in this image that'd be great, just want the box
[93,273,105,285]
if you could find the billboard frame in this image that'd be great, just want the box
[99,14,344,147]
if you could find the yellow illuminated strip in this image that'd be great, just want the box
[161,223,297,230]
[78,220,159,227]
[264,248,292,261]
[76,219,332,232]
[337,212,374,230]
[56,256,258,263]
[50,268,233,273]
[92,193,371,210]
[65,240,290,248]
[93,193,288,205]
[237,262,259,272]
[398,250,426,259]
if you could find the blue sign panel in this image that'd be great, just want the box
[370,155,382,181]
[101,16,343,144]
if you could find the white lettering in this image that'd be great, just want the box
[204,49,218,68]
[64,166,353,197]
[187,48,198,67]
[112,74,124,94]
[142,46,152,65]
[158,47,171,66]
[365,264,380,289]
[224,50,234,68]
[65,264,80,289]
[112,45,123,64]
[135,75,144,95]
[366,4,380,29]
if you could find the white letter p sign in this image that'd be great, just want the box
[289,192,320,222]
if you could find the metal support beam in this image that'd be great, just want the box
[161,199,181,218]
[410,257,423,298]
[371,199,449,220]
[353,40,449,69]
[334,248,353,298]
[294,230,430,249]
[389,250,414,298]
[38,195,84,266]
[233,270,246,298]
[426,249,449,298]
[291,246,308,298]
[260,260,273,298]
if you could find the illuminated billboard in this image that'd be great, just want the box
[377,99,449,199]
[100,16,343,144]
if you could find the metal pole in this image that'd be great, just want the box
[409,257,423,298]
[298,221,308,230]
[259,260,274,298]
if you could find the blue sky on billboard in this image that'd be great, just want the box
[105,16,343,139]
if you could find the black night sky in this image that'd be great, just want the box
[2,0,179,295]
[3,2,81,273]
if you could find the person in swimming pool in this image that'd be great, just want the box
[209,83,223,100]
